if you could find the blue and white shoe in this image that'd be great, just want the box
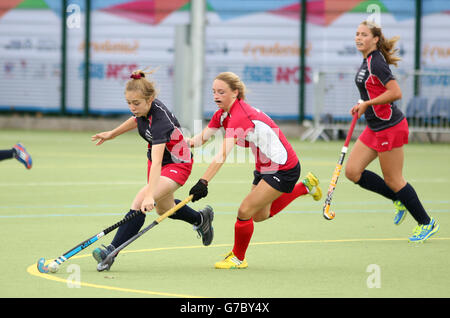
[408,218,440,243]
[92,244,116,271]
[13,143,32,169]
[393,200,407,225]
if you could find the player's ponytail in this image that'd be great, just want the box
[361,20,401,67]
[126,67,159,100]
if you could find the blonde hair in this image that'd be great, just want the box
[360,20,401,67]
[215,72,246,100]
[125,68,159,100]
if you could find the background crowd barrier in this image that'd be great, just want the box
[302,70,450,143]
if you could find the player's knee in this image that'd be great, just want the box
[345,166,360,183]
[237,204,255,220]
[384,176,406,193]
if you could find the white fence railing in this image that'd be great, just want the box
[302,70,450,142]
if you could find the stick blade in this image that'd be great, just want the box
[322,204,336,220]
[97,255,114,272]
[37,257,50,273]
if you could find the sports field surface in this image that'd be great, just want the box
[1,129,449,298]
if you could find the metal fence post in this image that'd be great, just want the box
[60,0,67,115]
[83,0,91,116]
[299,0,307,124]
[414,0,422,96]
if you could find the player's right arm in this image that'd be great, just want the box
[91,116,137,145]
[189,136,235,202]
[200,137,235,182]
[186,126,218,148]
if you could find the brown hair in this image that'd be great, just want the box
[361,20,401,67]
[215,72,246,100]
[125,68,159,100]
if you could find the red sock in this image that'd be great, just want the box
[269,182,308,217]
[232,218,254,261]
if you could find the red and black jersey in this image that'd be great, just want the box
[135,99,192,165]
[208,99,299,173]
[355,50,404,131]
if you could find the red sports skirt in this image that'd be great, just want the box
[147,160,193,186]
[359,118,409,152]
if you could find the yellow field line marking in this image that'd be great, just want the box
[27,237,450,297]
[26,263,203,298]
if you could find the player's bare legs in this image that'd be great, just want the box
[378,146,406,192]
[345,139,378,183]
[241,181,282,221]
[131,176,180,213]
[132,177,213,245]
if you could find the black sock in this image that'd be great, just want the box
[356,170,396,201]
[111,209,146,248]
[169,199,202,226]
[395,183,431,225]
[0,149,15,161]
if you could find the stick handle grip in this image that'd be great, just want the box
[344,114,358,147]
[344,99,362,147]
[103,209,142,235]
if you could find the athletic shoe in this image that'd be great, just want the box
[13,143,32,169]
[194,205,214,246]
[215,251,248,269]
[408,218,440,243]
[302,172,322,201]
[92,244,115,271]
[393,200,407,225]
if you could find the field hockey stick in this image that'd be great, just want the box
[37,210,142,273]
[98,195,194,271]
[322,101,361,220]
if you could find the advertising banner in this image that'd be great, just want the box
[0,0,449,120]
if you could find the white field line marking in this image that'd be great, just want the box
[0,177,448,187]
[2,207,449,218]
[0,180,251,187]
